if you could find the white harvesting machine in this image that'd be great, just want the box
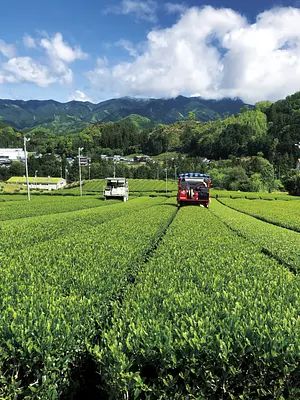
[104,177,129,202]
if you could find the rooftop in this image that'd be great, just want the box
[7,176,65,184]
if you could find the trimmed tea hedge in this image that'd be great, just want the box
[96,206,300,399]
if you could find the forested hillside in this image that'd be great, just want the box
[1,91,300,194]
[0,96,248,133]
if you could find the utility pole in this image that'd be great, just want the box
[78,147,84,197]
[34,170,38,189]
[88,162,91,180]
[165,168,168,195]
[295,142,300,170]
[24,136,30,201]
[113,160,116,178]
[65,167,68,183]
[174,165,177,182]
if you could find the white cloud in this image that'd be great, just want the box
[220,7,300,102]
[34,32,88,87]
[40,32,87,64]
[87,6,300,103]
[105,0,158,23]
[23,34,37,49]
[3,57,56,87]
[0,32,87,90]
[0,39,16,58]
[68,90,92,102]
[115,39,138,57]
[96,57,109,67]
[38,32,88,86]
[165,3,187,14]
[87,6,245,98]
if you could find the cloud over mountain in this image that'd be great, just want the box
[1,5,300,103]
[68,90,92,102]
[88,5,300,103]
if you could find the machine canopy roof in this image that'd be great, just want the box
[106,177,126,182]
[179,173,210,179]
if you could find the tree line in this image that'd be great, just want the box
[1,91,300,193]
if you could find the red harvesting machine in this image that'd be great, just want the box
[177,173,210,208]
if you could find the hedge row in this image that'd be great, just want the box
[0,202,176,398]
[95,206,300,399]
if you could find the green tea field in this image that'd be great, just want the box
[58,179,178,196]
[1,194,300,399]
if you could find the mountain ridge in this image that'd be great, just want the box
[0,96,251,134]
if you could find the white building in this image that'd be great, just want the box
[6,176,67,191]
[0,148,26,161]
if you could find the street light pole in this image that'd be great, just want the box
[174,165,177,182]
[24,137,30,201]
[88,162,91,180]
[113,160,116,178]
[78,147,84,197]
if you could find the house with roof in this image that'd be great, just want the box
[6,176,67,191]
[0,148,26,162]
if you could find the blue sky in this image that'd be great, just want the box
[0,0,300,103]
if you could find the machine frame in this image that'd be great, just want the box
[103,177,129,202]
[177,173,210,208]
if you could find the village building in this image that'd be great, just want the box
[6,176,67,191]
[0,148,26,162]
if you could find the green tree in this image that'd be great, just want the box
[248,173,263,192]
[239,105,249,113]
[188,111,196,121]
[0,126,22,148]
[224,166,248,190]
[10,161,25,176]
[282,170,300,195]
[255,100,273,114]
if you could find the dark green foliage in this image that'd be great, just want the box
[7,161,25,176]
[282,169,300,195]
[208,155,275,191]
[3,90,300,187]
[0,96,249,132]
[0,124,22,147]
[266,92,300,166]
